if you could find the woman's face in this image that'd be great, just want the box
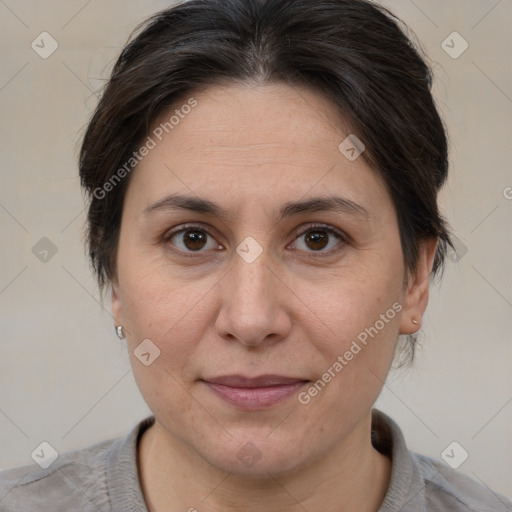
[112,82,432,475]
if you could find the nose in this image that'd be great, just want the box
[214,248,292,348]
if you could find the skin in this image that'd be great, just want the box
[111,82,437,512]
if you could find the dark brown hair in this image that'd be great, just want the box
[79,0,453,362]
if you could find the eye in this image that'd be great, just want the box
[163,223,347,258]
[164,224,221,254]
[290,224,346,256]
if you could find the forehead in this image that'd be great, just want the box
[152,82,354,158]
[127,82,388,213]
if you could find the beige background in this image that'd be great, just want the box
[1,0,511,502]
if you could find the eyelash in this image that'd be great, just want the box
[162,223,348,259]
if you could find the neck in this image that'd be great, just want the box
[137,413,391,512]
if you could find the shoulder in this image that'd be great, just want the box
[0,436,119,512]
[411,451,512,511]
[371,409,512,512]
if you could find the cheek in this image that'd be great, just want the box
[294,262,403,402]
[121,267,202,421]
[299,261,403,345]
[121,270,205,357]
[118,250,222,396]
[119,243,196,333]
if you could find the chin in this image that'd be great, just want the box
[206,447,304,478]
[190,428,317,478]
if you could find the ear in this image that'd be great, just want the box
[111,278,123,326]
[399,238,438,335]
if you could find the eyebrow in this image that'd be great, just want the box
[143,193,369,222]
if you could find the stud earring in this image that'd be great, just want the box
[115,325,126,340]
[411,319,419,325]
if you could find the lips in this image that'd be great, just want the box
[201,374,309,410]
[204,374,307,388]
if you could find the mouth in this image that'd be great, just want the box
[200,374,310,410]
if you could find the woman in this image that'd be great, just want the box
[1,0,510,510]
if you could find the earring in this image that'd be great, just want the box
[411,318,420,325]
[115,325,126,340]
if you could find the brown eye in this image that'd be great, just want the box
[182,229,208,251]
[165,226,219,253]
[304,230,330,251]
[164,223,345,258]
[291,224,346,256]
